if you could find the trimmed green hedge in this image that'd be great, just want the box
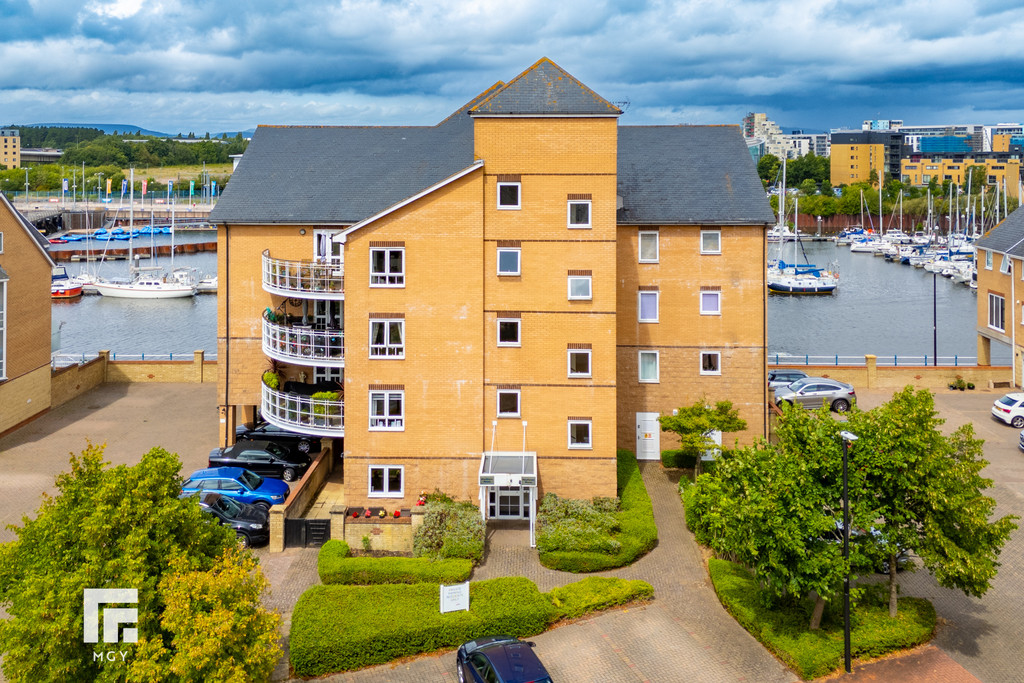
[710,559,935,679]
[290,577,558,677]
[317,539,472,585]
[538,449,658,572]
[547,577,654,620]
[661,448,699,469]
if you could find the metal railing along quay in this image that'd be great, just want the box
[768,354,978,367]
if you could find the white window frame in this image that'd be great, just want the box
[497,389,521,418]
[700,351,722,376]
[700,291,722,316]
[497,318,521,347]
[638,291,659,323]
[567,275,592,300]
[568,419,592,449]
[989,293,1006,332]
[638,350,660,383]
[567,200,592,229]
[0,232,4,253]
[497,182,521,210]
[638,231,659,263]
[370,247,405,287]
[700,229,721,254]
[369,390,405,431]
[1000,254,1011,275]
[368,465,404,498]
[567,349,592,378]
[0,279,6,380]
[985,250,993,270]
[497,248,521,276]
[369,319,405,359]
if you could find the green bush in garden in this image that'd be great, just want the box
[661,448,699,469]
[413,498,486,564]
[547,577,654,619]
[317,539,472,585]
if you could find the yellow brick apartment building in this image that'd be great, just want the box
[209,59,774,531]
[1,129,20,170]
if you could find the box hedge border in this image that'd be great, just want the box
[317,539,472,585]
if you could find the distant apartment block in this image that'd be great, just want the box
[1,129,19,170]
[829,131,905,185]
[901,155,1021,200]
[862,119,903,131]
[742,112,787,158]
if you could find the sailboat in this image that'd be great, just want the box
[767,193,839,294]
[92,169,196,299]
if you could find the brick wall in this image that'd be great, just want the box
[0,364,51,434]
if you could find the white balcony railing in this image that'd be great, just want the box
[262,250,345,299]
[262,317,344,368]
[261,383,344,438]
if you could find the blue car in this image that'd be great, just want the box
[181,467,289,509]
[456,636,552,683]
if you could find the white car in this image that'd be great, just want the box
[992,393,1024,427]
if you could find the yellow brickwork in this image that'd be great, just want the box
[0,365,51,434]
[901,157,1021,200]
[831,142,885,185]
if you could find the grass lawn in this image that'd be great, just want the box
[125,163,234,183]
[710,559,935,680]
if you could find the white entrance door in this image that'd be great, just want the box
[488,487,530,519]
[636,412,661,460]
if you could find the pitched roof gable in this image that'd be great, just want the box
[470,58,621,117]
[0,192,56,265]
[976,206,1024,257]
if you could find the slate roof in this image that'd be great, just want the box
[470,58,621,116]
[976,207,1024,257]
[617,125,775,226]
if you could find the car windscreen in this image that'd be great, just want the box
[239,470,263,489]
[214,496,242,519]
[788,378,811,391]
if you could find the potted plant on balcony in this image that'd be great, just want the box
[311,391,340,427]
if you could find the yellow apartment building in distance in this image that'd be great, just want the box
[901,156,1022,200]
[1,129,20,170]
[829,131,905,186]
[209,59,774,532]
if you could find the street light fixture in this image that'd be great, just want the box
[839,430,859,674]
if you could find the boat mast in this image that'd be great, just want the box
[128,167,134,274]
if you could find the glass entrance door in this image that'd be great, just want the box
[487,486,530,519]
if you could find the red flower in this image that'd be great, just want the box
[351,510,359,518]
[364,508,371,518]
[394,510,401,518]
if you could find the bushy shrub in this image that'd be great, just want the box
[413,499,485,564]
[318,541,471,585]
[262,370,280,390]
[547,577,654,620]
[536,493,620,553]
[290,577,557,677]
[538,450,658,572]
[661,448,699,469]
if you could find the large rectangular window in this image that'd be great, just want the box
[568,419,592,449]
[638,350,659,383]
[369,319,404,358]
[638,291,659,322]
[369,391,404,430]
[370,248,404,286]
[638,231,659,262]
[368,465,403,497]
[989,293,1006,332]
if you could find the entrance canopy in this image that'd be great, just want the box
[478,451,538,547]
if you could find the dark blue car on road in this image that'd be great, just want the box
[181,467,289,509]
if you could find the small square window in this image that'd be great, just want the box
[497,248,521,276]
[638,291,659,322]
[638,231,658,262]
[701,351,721,375]
[568,349,591,377]
[700,291,721,315]
[497,389,520,417]
[498,182,521,209]
[568,201,591,228]
[568,420,592,449]
[368,465,404,497]
[369,391,404,430]
[638,350,659,383]
[568,275,592,300]
[701,230,721,254]
[497,319,521,346]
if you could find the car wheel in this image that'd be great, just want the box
[297,440,311,454]
[1011,416,1024,428]
[832,399,850,413]
[253,500,271,511]
[236,532,251,548]
[283,467,297,482]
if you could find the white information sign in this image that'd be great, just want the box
[440,581,470,613]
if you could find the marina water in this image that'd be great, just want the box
[51,237,1008,365]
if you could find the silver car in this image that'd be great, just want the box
[775,377,856,412]
[768,369,809,390]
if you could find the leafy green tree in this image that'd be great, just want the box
[0,444,281,682]
[757,154,781,187]
[965,165,989,195]
[798,178,817,196]
[845,388,1017,617]
[659,399,746,476]
[867,169,879,187]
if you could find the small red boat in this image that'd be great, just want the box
[48,238,67,244]
[51,281,83,299]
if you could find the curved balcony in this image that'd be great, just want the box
[262,315,345,368]
[261,383,344,438]
[263,250,345,300]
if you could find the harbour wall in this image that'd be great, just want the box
[772,354,1012,391]
[51,350,214,409]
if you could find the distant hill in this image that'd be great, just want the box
[25,123,256,139]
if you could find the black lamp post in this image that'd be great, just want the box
[840,430,859,674]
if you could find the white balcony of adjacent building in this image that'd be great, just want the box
[262,313,344,368]
[262,250,344,300]
[261,382,344,438]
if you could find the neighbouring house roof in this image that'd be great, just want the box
[0,192,56,265]
[0,264,8,281]
[617,125,775,226]
[470,58,621,117]
[976,207,1024,257]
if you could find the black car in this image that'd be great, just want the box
[208,440,311,482]
[186,492,270,548]
[234,421,322,456]
[456,636,553,683]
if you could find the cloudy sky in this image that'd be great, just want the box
[2,0,1023,135]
